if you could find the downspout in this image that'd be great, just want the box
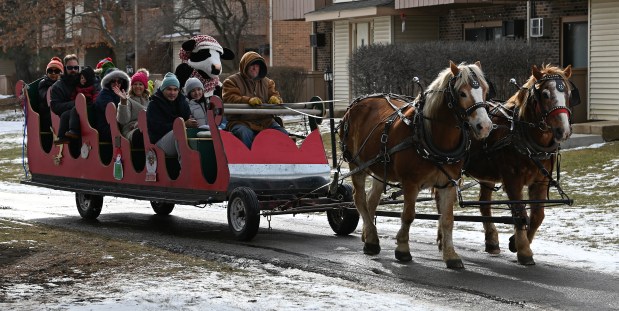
[134,0,138,70]
[269,0,273,67]
[527,0,531,45]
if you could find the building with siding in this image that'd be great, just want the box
[273,0,619,122]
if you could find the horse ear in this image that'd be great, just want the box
[532,65,543,80]
[449,60,459,76]
[474,61,482,70]
[564,64,573,79]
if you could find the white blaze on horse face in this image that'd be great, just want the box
[466,86,492,139]
[546,81,572,141]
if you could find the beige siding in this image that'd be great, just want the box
[333,20,351,109]
[590,0,619,120]
[373,16,393,44]
[393,15,439,42]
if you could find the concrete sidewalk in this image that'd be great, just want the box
[561,120,619,149]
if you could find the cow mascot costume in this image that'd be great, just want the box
[175,34,235,98]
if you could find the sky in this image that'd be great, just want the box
[0,108,617,310]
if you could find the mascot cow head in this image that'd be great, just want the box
[175,35,235,98]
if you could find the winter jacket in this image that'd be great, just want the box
[93,69,130,143]
[188,97,208,127]
[222,52,282,131]
[38,75,56,132]
[146,89,192,144]
[49,73,79,116]
[117,94,149,142]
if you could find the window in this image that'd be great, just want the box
[463,21,502,41]
[563,21,587,68]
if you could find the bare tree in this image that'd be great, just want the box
[162,0,268,68]
[0,0,65,81]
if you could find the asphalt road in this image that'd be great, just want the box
[5,198,618,311]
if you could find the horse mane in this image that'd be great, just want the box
[422,62,489,118]
[507,64,570,119]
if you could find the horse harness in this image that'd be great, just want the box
[340,80,484,190]
[470,76,573,200]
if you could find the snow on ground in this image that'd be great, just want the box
[1,111,617,310]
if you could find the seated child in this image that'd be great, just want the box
[56,66,98,142]
[184,77,227,130]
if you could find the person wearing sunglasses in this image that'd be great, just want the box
[50,54,81,144]
[37,57,64,134]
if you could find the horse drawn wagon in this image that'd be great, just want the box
[16,78,359,242]
[16,60,578,268]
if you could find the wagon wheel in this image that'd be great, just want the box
[75,193,103,220]
[227,187,261,241]
[327,184,360,236]
[150,201,175,216]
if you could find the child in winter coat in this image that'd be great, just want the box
[185,77,227,130]
[64,66,98,140]
[55,66,98,143]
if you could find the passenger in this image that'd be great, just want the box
[184,77,227,130]
[38,57,64,133]
[146,73,198,157]
[222,51,288,148]
[93,68,130,143]
[50,54,80,145]
[136,68,155,96]
[115,71,150,147]
[94,57,115,81]
[64,66,99,139]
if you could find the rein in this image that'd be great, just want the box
[341,89,476,189]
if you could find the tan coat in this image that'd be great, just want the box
[222,52,282,131]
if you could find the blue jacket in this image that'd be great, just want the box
[146,89,191,144]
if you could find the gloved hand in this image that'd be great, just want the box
[248,97,262,106]
[268,96,282,105]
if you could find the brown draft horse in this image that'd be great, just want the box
[339,61,493,269]
[464,64,575,265]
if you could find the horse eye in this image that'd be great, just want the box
[459,92,466,97]
[542,91,550,99]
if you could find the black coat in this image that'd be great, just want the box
[37,76,56,131]
[146,89,191,144]
[49,74,78,116]
[94,88,120,143]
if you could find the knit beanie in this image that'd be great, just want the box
[160,72,180,91]
[46,57,64,74]
[183,77,204,95]
[96,57,116,73]
[80,66,96,86]
[96,57,113,70]
[130,71,149,87]
[178,35,223,62]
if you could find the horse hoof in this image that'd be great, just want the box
[395,250,412,262]
[508,235,517,253]
[446,259,465,269]
[363,243,381,255]
[517,254,536,266]
[485,242,501,254]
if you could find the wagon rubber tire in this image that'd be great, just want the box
[75,193,103,220]
[151,201,175,216]
[327,184,360,235]
[227,187,261,241]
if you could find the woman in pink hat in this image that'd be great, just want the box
[115,70,150,147]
